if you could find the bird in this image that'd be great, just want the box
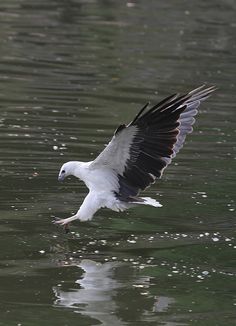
[55,85,216,230]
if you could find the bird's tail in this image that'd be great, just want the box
[133,197,162,208]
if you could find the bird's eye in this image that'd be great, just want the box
[61,170,65,174]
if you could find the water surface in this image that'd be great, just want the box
[0,1,236,325]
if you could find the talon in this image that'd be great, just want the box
[53,218,68,226]
[53,214,78,230]
[53,217,61,224]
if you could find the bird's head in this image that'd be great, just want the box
[58,161,77,182]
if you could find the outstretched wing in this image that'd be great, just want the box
[90,85,216,201]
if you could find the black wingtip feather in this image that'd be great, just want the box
[129,102,150,126]
[130,85,216,127]
[113,85,216,201]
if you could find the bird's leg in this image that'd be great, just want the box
[53,193,98,231]
[53,214,79,232]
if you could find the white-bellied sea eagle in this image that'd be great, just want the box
[55,85,215,230]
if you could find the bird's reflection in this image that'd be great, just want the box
[53,259,123,324]
[53,259,175,324]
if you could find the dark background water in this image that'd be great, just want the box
[0,1,235,325]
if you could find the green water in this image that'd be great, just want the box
[0,1,235,325]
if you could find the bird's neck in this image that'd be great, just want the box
[70,161,89,180]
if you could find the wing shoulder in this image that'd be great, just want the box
[90,124,138,175]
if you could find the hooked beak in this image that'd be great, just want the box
[58,174,65,182]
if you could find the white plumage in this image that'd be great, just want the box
[55,85,215,230]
